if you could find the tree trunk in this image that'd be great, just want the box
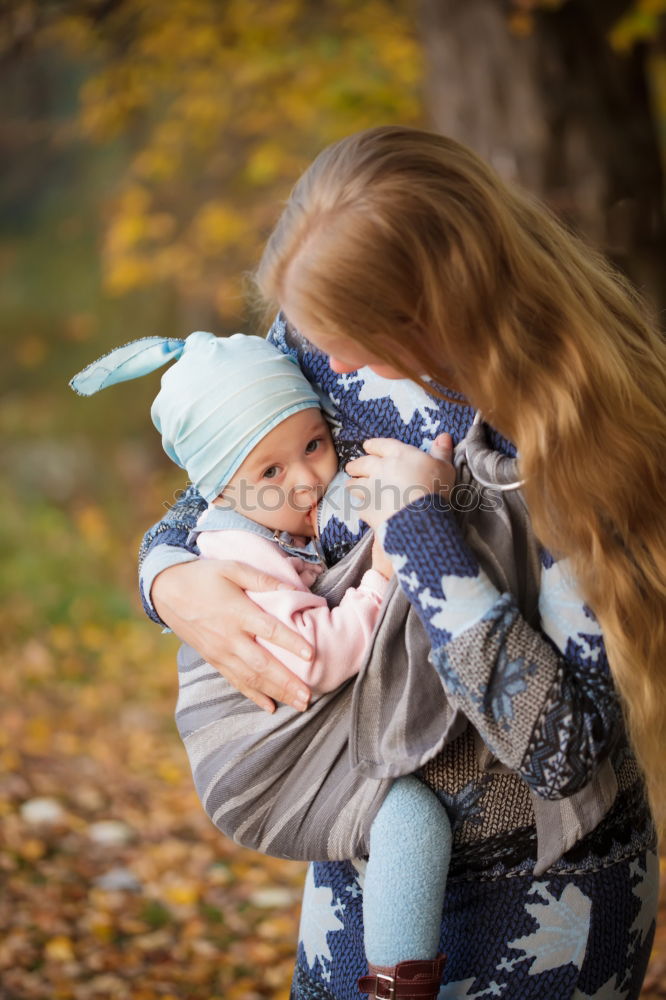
[418,0,666,308]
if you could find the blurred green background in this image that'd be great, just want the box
[1,1,664,998]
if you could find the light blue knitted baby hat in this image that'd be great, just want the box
[70,331,322,501]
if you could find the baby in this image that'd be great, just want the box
[71,330,450,998]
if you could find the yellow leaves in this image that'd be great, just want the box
[176,23,223,62]
[103,185,167,294]
[609,0,666,52]
[162,880,201,906]
[224,979,261,1000]
[106,255,155,295]
[106,185,151,248]
[0,750,19,773]
[81,61,154,139]
[0,619,309,999]
[271,989,293,1000]
[226,0,303,37]
[87,912,114,943]
[174,91,229,151]
[134,148,179,182]
[79,623,106,652]
[44,936,75,962]
[155,761,183,784]
[19,838,47,861]
[256,915,297,940]
[49,623,76,653]
[245,141,286,185]
[108,213,147,252]
[25,716,52,754]
[192,201,250,253]
[39,0,426,309]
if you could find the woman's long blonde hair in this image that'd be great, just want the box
[256,125,666,831]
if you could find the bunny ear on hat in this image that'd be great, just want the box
[69,336,186,396]
[70,329,324,502]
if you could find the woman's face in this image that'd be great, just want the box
[280,291,464,393]
[280,298,407,380]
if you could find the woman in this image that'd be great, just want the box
[140,127,664,999]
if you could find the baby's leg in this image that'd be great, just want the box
[363,774,452,965]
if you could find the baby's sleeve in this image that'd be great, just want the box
[199,531,388,695]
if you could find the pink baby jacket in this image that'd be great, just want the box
[196,515,388,695]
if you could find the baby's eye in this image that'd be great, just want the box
[262,465,280,480]
[305,438,322,454]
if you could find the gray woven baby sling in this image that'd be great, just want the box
[175,415,616,871]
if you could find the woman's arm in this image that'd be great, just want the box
[381,501,621,800]
[138,487,315,712]
[138,485,207,622]
[198,530,388,694]
[150,558,316,712]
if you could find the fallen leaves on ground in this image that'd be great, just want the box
[0,625,305,999]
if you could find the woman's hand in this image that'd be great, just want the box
[151,559,313,713]
[345,434,455,532]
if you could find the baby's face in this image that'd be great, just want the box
[218,409,338,537]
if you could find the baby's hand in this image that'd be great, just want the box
[345,435,455,532]
[428,432,454,463]
[371,535,395,580]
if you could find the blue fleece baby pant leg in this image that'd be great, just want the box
[363,775,452,966]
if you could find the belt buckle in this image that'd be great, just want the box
[375,972,396,999]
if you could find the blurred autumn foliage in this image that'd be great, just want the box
[1,1,665,997]
[3,0,424,322]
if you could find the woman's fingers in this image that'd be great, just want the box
[218,559,299,594]
[208,603,314,709]
[239,603,314,664]
[150,559,313,711]
[212,653,278,713]
[346,438,432,477]
[361,437,410,457]
[215,644,312,713]
[156,558,314,663]
[429,432,454,462]
[345,454,382,479]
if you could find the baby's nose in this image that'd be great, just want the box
[294,478,319,494]
[293,473,324,498]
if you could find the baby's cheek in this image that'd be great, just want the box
[325,450,339,482]
[301,565,324,588]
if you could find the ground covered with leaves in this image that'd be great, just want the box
[0,619,306,1000]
